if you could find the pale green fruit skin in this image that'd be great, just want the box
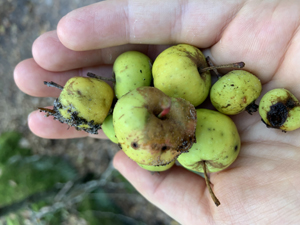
[210,70,262,115]
[56,76,114,133]
[259,88,300,131]
[137,161,175,172]
[113,87,197,166]
[152,44,211,107]
[113,51,152,98]
[177,109,241,173]
[102,114,118,144]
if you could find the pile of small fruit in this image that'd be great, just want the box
[39,44,300,206]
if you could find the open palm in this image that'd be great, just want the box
[14,0,300,224]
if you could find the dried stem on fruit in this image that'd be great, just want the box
[87,72,116,82]
[206,56,220,77]
[44,81,63,90]
[158,99,172,118]
[203,161,221,207]
[199,60,245,74]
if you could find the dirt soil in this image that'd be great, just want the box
[0,1,178,224]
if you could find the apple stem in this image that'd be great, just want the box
[158,107,170,118]
[38,107,56,116]
[199,57,245,74]
[44,81,64,90]
[206,56,221,78]
[158,99,172,118]
[203,161,221,207]
[87,72,116,82]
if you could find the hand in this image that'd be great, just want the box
[14,0,300,224]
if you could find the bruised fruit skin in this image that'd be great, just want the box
[39,77,114,134]
[259,88,300,131]
[113,86,197,166]
[113,51,152,99]
[152,44,211,107]
[210,70,262,115]
[102,114,118,144]
[177,109,241,173]
[137,161,175,172]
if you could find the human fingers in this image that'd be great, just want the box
[113,151,214,225]
[207,0,300,85]
[28,110,108,139]
[32,30,170,72]
[57,0,300,88]
[14,58,113,98]
[57,0,241,50]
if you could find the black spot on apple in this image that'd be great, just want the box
[234,145,238,152]
[131,142,139,149]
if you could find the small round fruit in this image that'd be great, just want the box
[210,70,262,115]
[113,86,197,166]
[177,108,241,173]
[152,44,211,107]
[259,88,300,131]
[39,76,114,134]
[102,114,118,144]
[113,51,152,98]
[137,161,175,172]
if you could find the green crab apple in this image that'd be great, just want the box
[113,86,197,166]
[102,114,118,144]
[259,88,300,131]
[137,161,175,172]
[210,70,262,115]
[113,51,152,98]
[152,44,211,106]
[177,108,241,206]
[152,44,245,107]
[39,76,114,134]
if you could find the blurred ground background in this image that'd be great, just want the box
[0,0,178,224]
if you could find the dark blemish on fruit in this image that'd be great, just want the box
[267,102,288,128]
[180,140,189,149]
[234,145,238,152]
[222,104,231,108]
[286,97,298,109]
[140,70,142,73]
[77,90,82,95]
[246,101,258,115]
[231,84,234,86]
[118,143,122,149]
[131,142,139,149]
[265,93,299,129]
[161,145,169,151]
[189,136,195,142]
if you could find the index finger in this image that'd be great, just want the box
[57,0,238,51]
